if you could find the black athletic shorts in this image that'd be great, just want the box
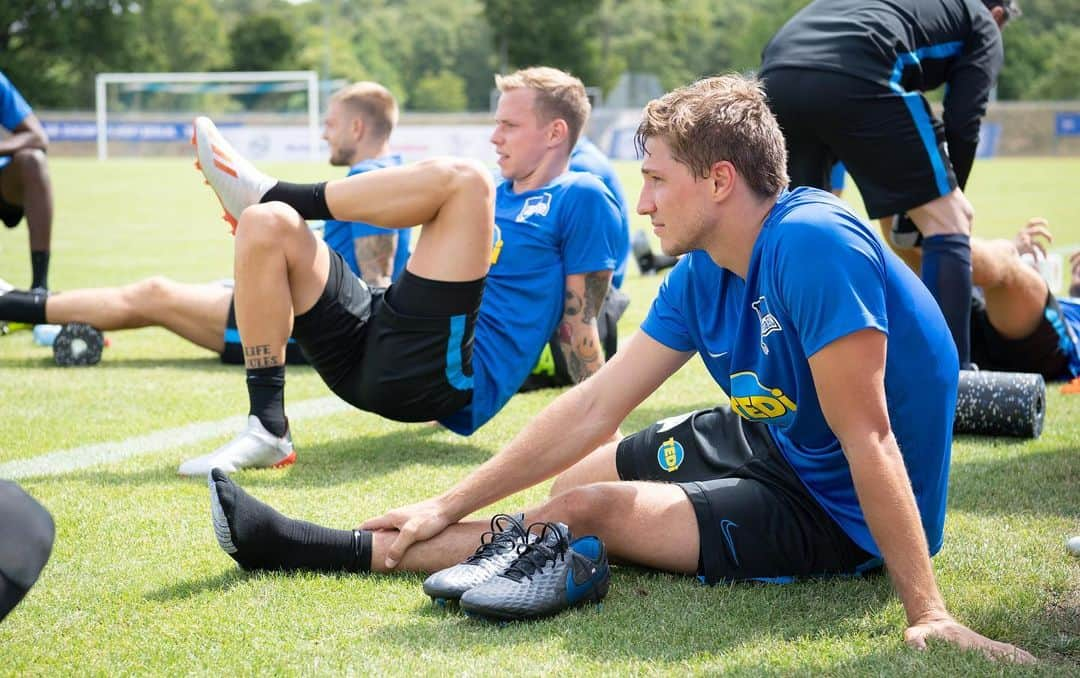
[971,291,1075,380]
[291,249,477,422]
[616,406,881,584]
[0,191,23,229]
[762,68,957,219]
[220,296,309,366]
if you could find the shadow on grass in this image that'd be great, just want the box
[59,425,493,490]
[948,445,1077,518]
[143,568,252,601]
[0,355,234,371]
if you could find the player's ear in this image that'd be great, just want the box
[709,161,736,201]
[351,116,366,140]
[549,118,569,147]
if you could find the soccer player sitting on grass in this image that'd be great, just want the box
[181,66,623,476]
[0,82,410,366]
[202,74,1033,662]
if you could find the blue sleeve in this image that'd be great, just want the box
[641,258,695,352]
[559,177,620,275]
[0,72,32,132]
[775,217,888,358]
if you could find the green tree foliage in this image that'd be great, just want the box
[227,13,296,72]
[483,0,602,85]
[1,0,1077,111]
[411,71,469,112]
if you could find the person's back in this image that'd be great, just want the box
[762,0,1002,93]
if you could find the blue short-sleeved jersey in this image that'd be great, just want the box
[1058,297,1080,377]
[642,187,958,557]
[323,155,410,281]
[439,171,623,435]
[570,138,631,288]
[0,72,33,172]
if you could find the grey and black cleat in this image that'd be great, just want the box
[53,323,104,366]
[422,513,531,605]
[459,521,609,622]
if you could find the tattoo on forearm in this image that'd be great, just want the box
[243,344,281,368]
[356,233,396,287]
[563,289,583,317]
[582,271,611,324]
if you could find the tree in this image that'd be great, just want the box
[411,71,469,112]
[483,0,602,85]
[228,13,296,72]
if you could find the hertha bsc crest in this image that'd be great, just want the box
[751,296,782,355]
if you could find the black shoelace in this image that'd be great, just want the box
[501,522,569,582]
[464,514,525,564]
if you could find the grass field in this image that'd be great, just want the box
[0,156,1077,675]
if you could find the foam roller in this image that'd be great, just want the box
[53,323,104,367]
[954,370,1046,438]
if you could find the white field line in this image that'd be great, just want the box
[0,396,353,480]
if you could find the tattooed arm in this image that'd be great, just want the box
[557,270,613,383]
[353,233,398,287]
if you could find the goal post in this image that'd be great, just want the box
[94,71,320,160]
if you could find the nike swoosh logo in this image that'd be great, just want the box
[706,351,729,359]
[566,555,603,604]
[720,519,740,567]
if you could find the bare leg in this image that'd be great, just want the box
[549,438,621,496]
[0,149,53,286]
[970,238,1047,340]
[232,203,326,368]
[44,278,232,352]
[322,157,494,282]
[373,481,699,576]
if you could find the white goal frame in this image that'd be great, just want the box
[94,71,320,160]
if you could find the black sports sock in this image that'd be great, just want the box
[260,181,333,220]
[246,365,288,437]
[211,470,371,573]
[30,251,49,291]
[922,234,972,367]
[0,288,48,324]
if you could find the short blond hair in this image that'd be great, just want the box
[330,82,399,143]
[495,67,590,147]
[636,74,788,198]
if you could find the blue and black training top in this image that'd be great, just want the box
[761,0,1004,190]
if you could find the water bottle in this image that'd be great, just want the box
[33,324,62,346]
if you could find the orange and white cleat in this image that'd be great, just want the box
[178,416,296,477]
[191,116,276,234]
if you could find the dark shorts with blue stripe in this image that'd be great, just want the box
[761,68,958,219]
[291,249,477,422]
[971,290,1075,381]
[616,405,882,584]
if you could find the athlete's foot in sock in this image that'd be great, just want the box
[209,468,293,571]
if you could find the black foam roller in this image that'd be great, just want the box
[52,323,104,367]
[954,370,1046,438]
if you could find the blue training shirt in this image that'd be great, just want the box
[323,155,411,281]
[642,187,958,557]
[570,138,631,288]
[0,71,33,172]
[439,171,623,435]
[1057,297,1080,378]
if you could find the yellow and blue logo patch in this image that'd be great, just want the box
[657,436,684,472]
[730,371,797,427]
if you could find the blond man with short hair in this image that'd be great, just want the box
[182,66,623,475]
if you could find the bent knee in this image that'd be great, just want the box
[910,190,974,237]
[235,201,305,245]
[546,484,617,535]
[420,157,495,202]
[11,148,48,178]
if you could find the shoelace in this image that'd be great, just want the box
[500,522,569,582]
[464,514,526,564]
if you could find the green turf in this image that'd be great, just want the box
[0,157,1076,674]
